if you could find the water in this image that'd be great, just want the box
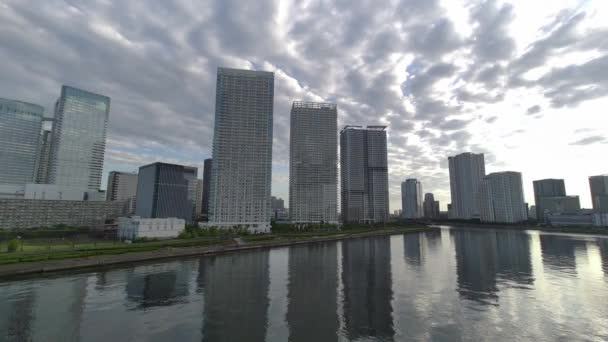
[1,227,608,341]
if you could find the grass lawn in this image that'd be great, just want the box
[0,226,428,266]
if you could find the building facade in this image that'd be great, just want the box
[209,68,274,232]
[117,216,185,240]
[35,124,53,184]
[106,171,138,214]
[478,171,527,223]
[135,162,193,222]
[49,86,110,190]
[402,179,423,219]
[448,152,486,219]
[340,126,389,224]
[0,98,44,185]
[0,199,128,229]
[539,196,581,219]
[589,175,608,212]
[195,179,204,221]
[201,158,212,221]
[289,101,338,224]
[423,193,440,219]
[533,179,566,223]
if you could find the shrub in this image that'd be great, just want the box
[7,239,20,253]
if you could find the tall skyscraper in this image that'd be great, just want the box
[184,166,199,222]
[340,126,389,224]
[49,85,110,190]
[448,152,486,219]
[402,178,423,219]
[289,101,338,224]
[135,162,194,222]
[201,158,212,220]
[195,179,204,220]
[209,68,274,232]
[423,193,440,219]
[106,171,138,214]
[35,121,53,184]
[0,98,44,185]
[589,175,608,212]
[533,179,566,222]
[478,171,527,223]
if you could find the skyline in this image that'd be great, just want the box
[1,0,607,210]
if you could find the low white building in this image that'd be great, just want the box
[118,216,185,240]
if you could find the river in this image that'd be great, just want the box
[1,226,608,341]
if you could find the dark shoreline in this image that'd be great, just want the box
[0,227,429,280]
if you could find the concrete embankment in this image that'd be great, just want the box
[0,228,429,279]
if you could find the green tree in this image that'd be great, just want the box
[7,239,20,253]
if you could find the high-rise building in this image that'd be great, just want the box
[533,179,566,222]
[423,193,440,219]
[208,68,274,232]
[448,152,486,219]
[478,171,527,223]
[289,101,338,224]
[49,86,110,190]
[0,98,44,185]
[402,179,423,219]
[135,162,194,222]
[195,179,204,220]
[539,196,581,215]
[201,158,212,221]
[35,122,54,184]
[106,171,138,214]
[183,167,199,222]
[340,126,389,224]
[589,175,608,212]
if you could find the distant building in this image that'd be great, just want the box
[201,158,212,220]
[208,68,274,233]
[118,217,185,240]
[35,122,54,184]
[0,199,129,229]
[184,167,199,223]
[402,179,423,219]
[135,162,194,222]
[589,175,608,212]
[340,126,389,224]
[533,179,566,223]
[289,101,338,224]
[49,86,110,190]
[529,205,537,220]
[393,209,403,217]
[195,179,204,220]
[423,193,440,219]
[271,196,285,210]
[106,171,138,214]
[0,98,44,185]
[478,171,527,223]
[448,152,486,219]
[539,196,581,220]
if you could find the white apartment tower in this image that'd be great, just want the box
[289,101,338,224]
[478,171,527,223]
[340,126,389,223]
[209,68,274,232]
[448,152,486,219]
[402,178,423,219]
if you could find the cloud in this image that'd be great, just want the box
[569,135,607,146]
[0,0,606,211]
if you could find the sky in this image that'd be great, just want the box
[1,0,607,211]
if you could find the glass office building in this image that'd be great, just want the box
[49,86,110,190]
[0,98,44,185]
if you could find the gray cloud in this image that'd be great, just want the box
[526,105,541,115]
[569,135,607,146]
[0,0,606,211]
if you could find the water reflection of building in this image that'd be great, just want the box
[540,234,587,272]
[599,238,608,275]
[287,243,339,342]
[126,264,190,308]
[341,236,394,340]
[452,229,499,303]
[0,284,35,341]
[201,251,270,342]
[403,233,422,266]
[495,230,534,284]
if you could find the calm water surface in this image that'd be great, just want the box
[1,227,608,341]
